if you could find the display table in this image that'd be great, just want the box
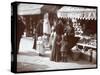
[76,43,96,63]
[77,43,96,49]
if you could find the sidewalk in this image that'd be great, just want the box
[17,37,96,72]
[17,51,96,72]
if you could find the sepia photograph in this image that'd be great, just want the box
[13,2,97,72]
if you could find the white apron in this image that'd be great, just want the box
[36,37,45,55]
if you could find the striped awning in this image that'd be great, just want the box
[57,6,96,20]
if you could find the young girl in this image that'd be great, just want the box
[36,36,44,56]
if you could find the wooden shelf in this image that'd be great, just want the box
[77,43,96,49]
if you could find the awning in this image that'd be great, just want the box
[41,5,61,14]
[18,4,43,15]
[57,6,96,20]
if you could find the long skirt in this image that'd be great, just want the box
[61,44,69,62]
[50,44,61,62]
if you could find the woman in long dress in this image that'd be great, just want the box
[49,25,56,50]
[33,28,37,49]
[50,34,62,62]
[50,20,64,62]
[60,24,76,61]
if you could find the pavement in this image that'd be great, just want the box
[17,37,96,72]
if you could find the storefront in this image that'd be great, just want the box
[18,4,43,37]
[17,4,61,37]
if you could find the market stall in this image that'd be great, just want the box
[57,6,97,63]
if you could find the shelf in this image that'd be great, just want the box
[77,43,96,49]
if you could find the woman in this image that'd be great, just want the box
[63,22,76,60]
[49,25,56,50]
[50,20,64,62]
[33,28,37,50]
[50,34,62,62]
[17,16,25,54]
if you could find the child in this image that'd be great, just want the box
[61,33,69,62]
[36,36,44,56]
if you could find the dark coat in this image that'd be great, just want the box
[17,18,25,38]
[55,23,64,35]
[17,18,25,51]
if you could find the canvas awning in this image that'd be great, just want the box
[57,6,96,20]
[18,4,43,15]
[41,5,61,14]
